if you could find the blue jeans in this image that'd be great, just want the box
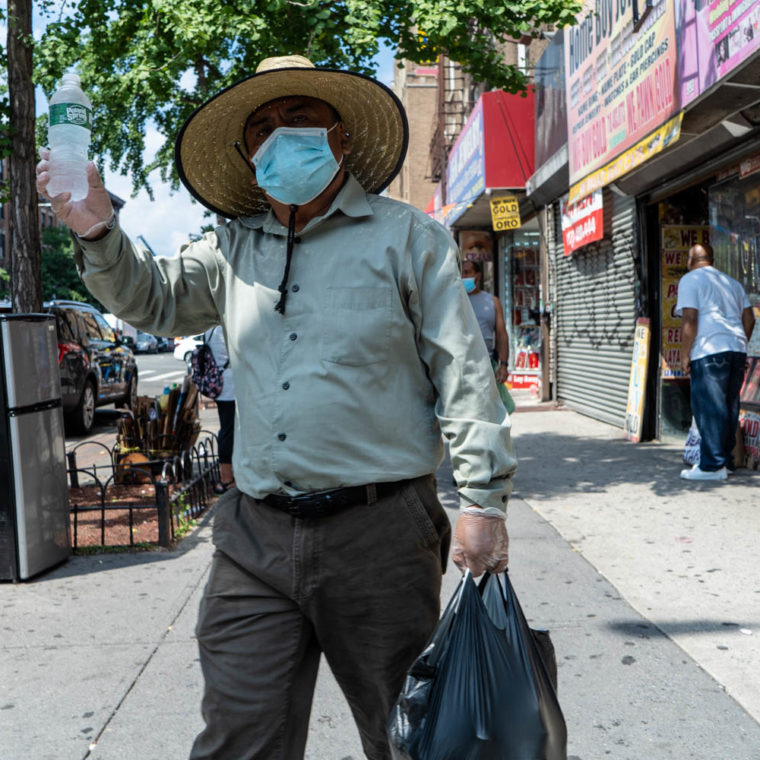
[690,351,746,471]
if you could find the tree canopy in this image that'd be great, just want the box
[31,0,580,198]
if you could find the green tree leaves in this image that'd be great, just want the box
[29,0,580,197]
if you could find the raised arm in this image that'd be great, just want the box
[37,151,223,336]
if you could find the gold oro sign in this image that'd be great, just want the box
[490,195,521,231]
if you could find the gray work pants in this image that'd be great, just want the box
[189,475,451,760]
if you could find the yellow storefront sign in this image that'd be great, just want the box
[490,195,521,231]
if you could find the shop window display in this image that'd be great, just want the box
[710,172,760,462]
[657,173,760,459]
[505,234,541,391]
[657,188,708,438]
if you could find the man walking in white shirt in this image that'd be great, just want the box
[676,244,755,480]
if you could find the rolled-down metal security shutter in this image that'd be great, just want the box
[550,189,638,427]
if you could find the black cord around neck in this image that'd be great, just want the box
[274,204,298,315]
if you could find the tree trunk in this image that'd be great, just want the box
[7,0,42,313]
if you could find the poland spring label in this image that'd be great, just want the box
[49,103,93,128]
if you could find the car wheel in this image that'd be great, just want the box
[116,374,138,410]
[184,351,193,372]
[69,381,96,435]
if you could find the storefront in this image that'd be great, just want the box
[625,1,760,449]
[429,89,537,388]
[532,0,760,443]
[642,145,760,449]
[499,229,543,392]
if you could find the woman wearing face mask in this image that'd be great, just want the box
[462,259,515,414]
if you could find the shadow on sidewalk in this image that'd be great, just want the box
[511,431,757,499]
[607,618,760,637]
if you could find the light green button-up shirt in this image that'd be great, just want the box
[73,174,516,512]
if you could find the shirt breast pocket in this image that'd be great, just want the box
[321,287,392,366]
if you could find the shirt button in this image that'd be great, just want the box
[294,236,302,243]
[282,381,290,390]
[502,496,507,503]
[278,433,287,441]
[289,332,297,341]
[291,284,300,293]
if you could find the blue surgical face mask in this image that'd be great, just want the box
[251,123,343,206]
[462,277,476,293]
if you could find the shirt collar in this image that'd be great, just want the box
[238,174,374,235]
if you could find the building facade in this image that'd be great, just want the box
[412,2,760,460]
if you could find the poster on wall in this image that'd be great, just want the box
[661,225,710,378]
[677,0,760,108]
[624,318,651,442]
[459,230,493,262]
[561,189,603,255]
[565,0,679,198]
[740,410,760,461]
[741,357,760,406]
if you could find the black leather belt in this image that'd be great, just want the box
[261,480,408,518]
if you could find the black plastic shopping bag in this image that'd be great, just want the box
[388,571,567,760]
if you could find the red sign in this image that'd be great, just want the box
[561,189,603,255]
[510,373,540,390]
[740,153,760,180]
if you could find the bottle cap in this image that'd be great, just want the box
[61,72,81,87]
[163,386,170,394]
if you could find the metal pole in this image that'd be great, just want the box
[67,451,79,488]
[156,479,171,548]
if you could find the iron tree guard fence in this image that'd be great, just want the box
[65,431,221,551]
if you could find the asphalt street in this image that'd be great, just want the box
[2,397,759,759]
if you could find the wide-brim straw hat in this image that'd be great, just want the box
[175,55,409,218]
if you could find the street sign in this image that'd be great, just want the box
[490,195,521,231]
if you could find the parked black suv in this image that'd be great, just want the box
[47,300,138,434]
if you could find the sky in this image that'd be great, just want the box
[3,14,397,257]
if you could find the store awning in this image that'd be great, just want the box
[426,90,535,229]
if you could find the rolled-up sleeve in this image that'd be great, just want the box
[71,222,224,336]
[406,220,517,513]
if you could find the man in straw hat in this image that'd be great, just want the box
[37,55,516,758]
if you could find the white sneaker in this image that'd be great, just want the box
[680,465,728,481]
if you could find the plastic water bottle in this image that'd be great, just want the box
[47,72,92,200]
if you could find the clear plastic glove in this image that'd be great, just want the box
[36,148,115,238]
[452,511,510,577]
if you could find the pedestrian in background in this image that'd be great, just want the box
[677,243,755,480]
[203,326,236,493]
[37,55,515,760]
[462,259,515,415]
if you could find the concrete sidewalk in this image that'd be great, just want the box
[508,396,760,726]
[1,400,759,759]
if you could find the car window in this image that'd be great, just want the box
[93,313,117,343]
[55,309,78,343]
[80,311,104,342]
